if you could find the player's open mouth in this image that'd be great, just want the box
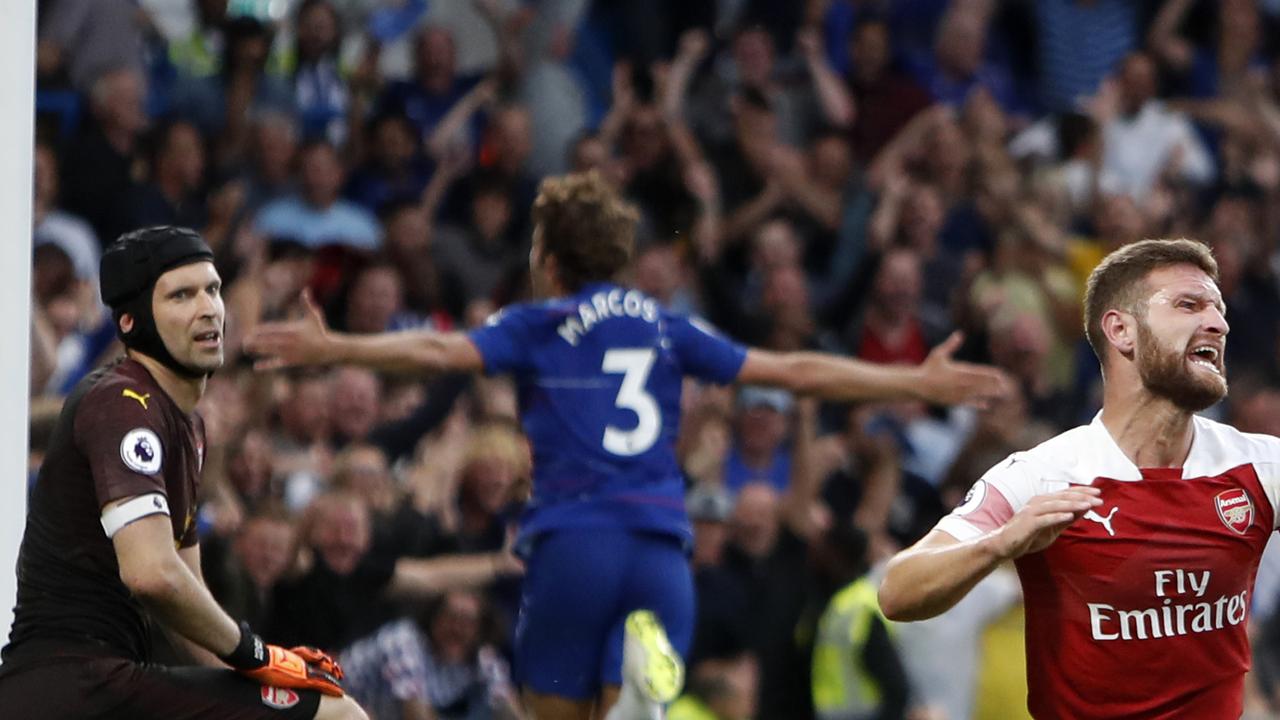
[1187,345,1221,374]
[194,330,221,348]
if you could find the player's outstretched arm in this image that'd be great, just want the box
[878,486,1101,621]
[737,331,1010,406]
[244,289,483,374]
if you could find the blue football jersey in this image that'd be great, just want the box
[468,282,747,544]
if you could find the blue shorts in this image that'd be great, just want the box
[514,528,694,699]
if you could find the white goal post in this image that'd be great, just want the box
[1,0,37,645]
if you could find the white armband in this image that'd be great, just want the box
[100,493,170,538]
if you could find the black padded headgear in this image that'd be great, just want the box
[100,226,216,379]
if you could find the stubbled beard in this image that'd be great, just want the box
[1135,320,1227,412]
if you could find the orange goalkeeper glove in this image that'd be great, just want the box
[221,622,345,697]
[289,645,345,682]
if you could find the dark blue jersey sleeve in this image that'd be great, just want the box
[667,314,747,385]
[468,305,538,375]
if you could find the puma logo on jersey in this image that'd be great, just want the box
[122,389,150,410]
[1084,507,1119,536]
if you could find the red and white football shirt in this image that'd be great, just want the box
[938,414,1280,719]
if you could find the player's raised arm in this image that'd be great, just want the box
[244,289,483,374]
[736,331,1010,406]
[877,486,1102,621]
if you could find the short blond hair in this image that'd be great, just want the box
[462,422,530,478]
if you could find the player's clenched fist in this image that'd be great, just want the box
[990,486,1102,560]
[220,622,345,696]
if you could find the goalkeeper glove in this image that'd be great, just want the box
[220,622,345,697]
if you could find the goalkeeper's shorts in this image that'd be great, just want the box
[0,641,323,720]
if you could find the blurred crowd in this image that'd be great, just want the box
[25,0,1280,718]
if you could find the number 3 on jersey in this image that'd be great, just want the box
[602,349,661,456]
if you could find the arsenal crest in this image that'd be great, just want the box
[260,686,300,709]
[1215,489,1254,535]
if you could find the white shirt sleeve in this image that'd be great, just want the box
[1168,113,1215,185]
[1254,460,1280,530]
[935,453,1044,542]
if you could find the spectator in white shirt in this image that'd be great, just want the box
[1101,52,1214,201]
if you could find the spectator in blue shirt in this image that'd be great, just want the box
[344,111,434,214]
[289,0,350,145]
[723,386,794,494]
[908,5,1026,117]
[255,140,381,252]
[376,26,484,143]
[132,119,208,231]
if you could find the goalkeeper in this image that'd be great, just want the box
[0,227,366,720]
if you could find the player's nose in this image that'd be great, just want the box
[195,289,221,319]
[1203,305,1229,337]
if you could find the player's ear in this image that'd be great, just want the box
[118,313,135,335]
[543,252,563,289]
[1101,308,1136,359]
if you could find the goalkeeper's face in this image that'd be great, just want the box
[1132,266,1229,412]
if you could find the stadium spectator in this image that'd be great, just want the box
[851,247,939,366]
[437,423,528,555]
[1032,0,1138,113]
[340,590,523,720]
[240,111,300,214]
[1099,52,1215,202]
[724,387,794,494]
[433,173,526,319]
[689,28,780,143]
[168,0,233,80]
[255,141,381,252]
[60,67,149,245]
[344,110,432,214]
[907,4,1026,116]
[33,141,100,284]
[841,17,932,163]
[894,566,1020,720]
[1147,0,1268,100]
[36,0,146,93]
[685,483,749,667]
[288,0,350,145]
[810,523,911,720]
[340,260,424,334]
[328,366,382,447]
[170,16,295,159]
[377,26,485,142]
[133,119,209,230]
[669,653,759,720]
[31,140,113,396]
[205,508,297,630]
[267,490,521,652]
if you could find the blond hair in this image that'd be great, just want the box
[463,422,530,477]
